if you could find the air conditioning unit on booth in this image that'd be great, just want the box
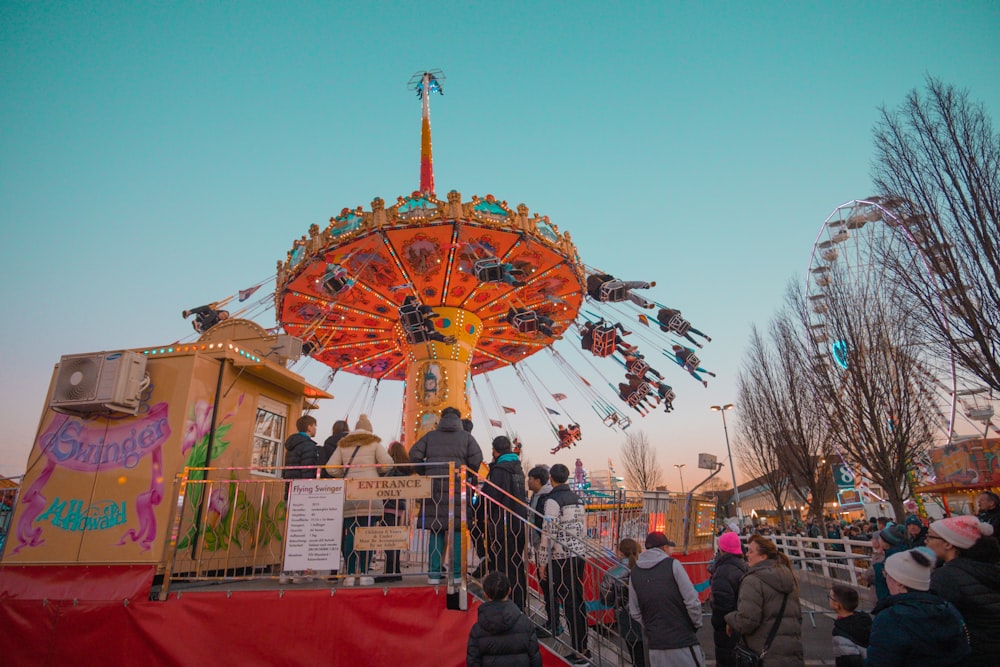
[49,351,148,415]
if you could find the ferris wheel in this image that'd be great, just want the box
[803,197,976,446]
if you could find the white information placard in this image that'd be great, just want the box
[283,479,345,572]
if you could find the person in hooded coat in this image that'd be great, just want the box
[410,406,485,582]
[926,515,1000,667]
[629,532,706,667]
[467,572,542,667]
[866,546,970,666]
[725,534,803,667]
[327,414,392,586]
[480,436,528,610]
[710,531,748,667]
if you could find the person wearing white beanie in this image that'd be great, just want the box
[866,546,970,666]
[927,515,1000,666]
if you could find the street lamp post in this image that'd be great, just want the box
[711,404,743,525]
[673,463,686,494]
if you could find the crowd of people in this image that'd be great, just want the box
[281,414,999,667]
[713,496,1000,667]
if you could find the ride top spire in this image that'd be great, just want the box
[408,69,444,197]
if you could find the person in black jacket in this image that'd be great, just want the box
[282,415,318,480]
[866,547,970,666]
[467,572,542,667]
[710,531,747,666]
[927,515,1000,667]
[976,491,1000,535]
[410,406,485,583]
[319,419,349,478]
[481,436,528,610]
[828,584,871,667]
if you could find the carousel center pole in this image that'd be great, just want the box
[402,307,482,445]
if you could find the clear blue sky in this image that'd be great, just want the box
[2,2,998,483]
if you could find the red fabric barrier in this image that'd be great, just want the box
[0,586,563,666]
[0,564,155,601]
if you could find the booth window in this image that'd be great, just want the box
[251,396,288,477]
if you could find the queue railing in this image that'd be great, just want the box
[465,472,711,667]
[158,462,468,599]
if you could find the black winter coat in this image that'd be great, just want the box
[484,455,527,518]
[466,600,542,667]
[410,413,484,530]
[710,551,748,630]
[282,433,318,479]
[929,556,1000,667]
[832,611,871,667]
[978,507,1000,536]
[866,590,970,666]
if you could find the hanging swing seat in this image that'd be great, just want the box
[590,326,618,357]
[664,314,691,336]
[510,310,539,334]
[322,273,350,296]
[399,302,426,329]
[626,383,652,407]
[474,258,504,283]
[598,280,626,302]
[680,353,701,372]
[626,357,650,378]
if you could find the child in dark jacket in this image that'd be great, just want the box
[467,572,542,667]
[829,584,871,666]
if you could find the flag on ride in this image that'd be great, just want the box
[502,406,516,414]
[551,393,567,401]
[546,407,560,415]
[489,419,502,428]
[239,284,262,301]
[638,314,650,326]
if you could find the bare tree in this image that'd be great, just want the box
[735,330,792,526]
[620,431,664,491]
[796,263,939,521]
[872,78,1000,396]
[736,302,835,522]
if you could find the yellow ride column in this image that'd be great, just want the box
[401,307,483,447]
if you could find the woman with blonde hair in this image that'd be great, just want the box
[725,534,803,666]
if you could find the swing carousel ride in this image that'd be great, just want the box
[268,71,714,452]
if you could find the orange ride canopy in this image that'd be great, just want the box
[276,191,585,443]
